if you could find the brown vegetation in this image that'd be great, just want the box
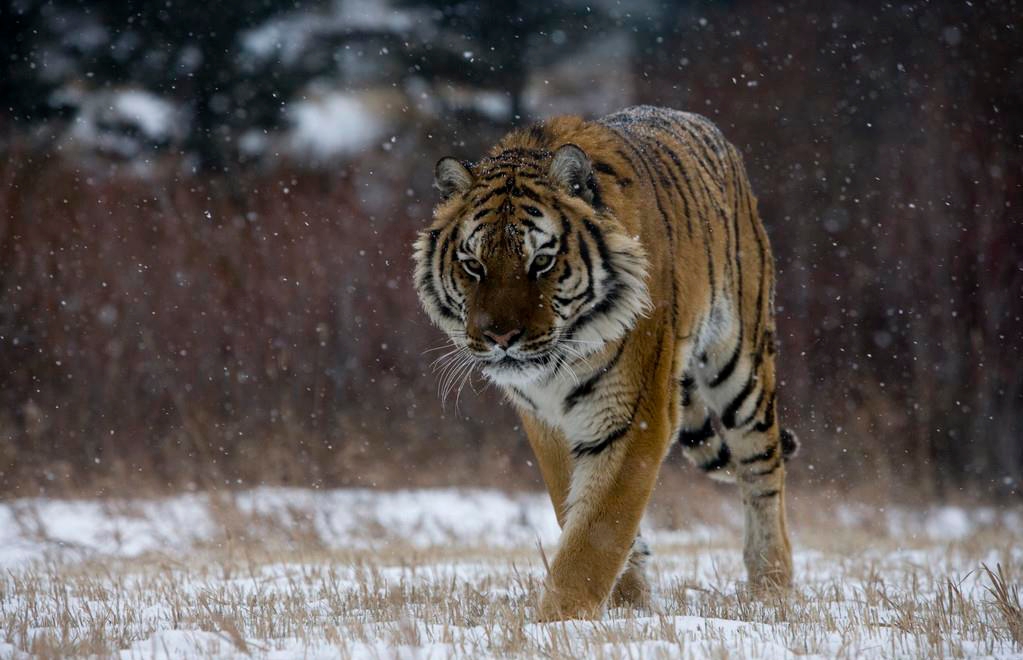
[0,2,1020,498]
[1,490,1019,658]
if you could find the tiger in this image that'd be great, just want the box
[412,105,798,621]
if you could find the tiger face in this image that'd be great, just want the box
[413,144,651,387]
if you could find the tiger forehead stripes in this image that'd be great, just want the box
[413,105,799,621]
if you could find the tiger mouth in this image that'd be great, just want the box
[485,352,554,370]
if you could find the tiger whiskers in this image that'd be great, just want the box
[549,348,582,387]
[453,361,485,410]
[554,336,601,380]
[438,353,472,400]
[421,334,466,356]
[433,346,477,409]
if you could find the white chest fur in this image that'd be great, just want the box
[503,347,636,451]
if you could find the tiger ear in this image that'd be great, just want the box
[434,157,474,199]
[549,143,594,203]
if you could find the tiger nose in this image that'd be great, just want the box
[484,328,524,349]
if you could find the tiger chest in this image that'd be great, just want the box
[506,364,637,456]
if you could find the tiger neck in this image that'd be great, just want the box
[502,338,624,433]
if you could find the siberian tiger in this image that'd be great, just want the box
[413,105,798,620]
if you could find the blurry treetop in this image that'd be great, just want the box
[0,0,657,171]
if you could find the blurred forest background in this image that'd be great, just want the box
[0,0,1020,500]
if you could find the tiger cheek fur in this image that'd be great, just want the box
[413,105,798,620]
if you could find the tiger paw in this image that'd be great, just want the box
[609,568,652,610]
[744,546,793,593]
[536,589,603,622]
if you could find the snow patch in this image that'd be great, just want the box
[286,91,390,159]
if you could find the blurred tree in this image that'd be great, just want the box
[81,0,302,170]
[0,1,77,124]
[395,0,612,123]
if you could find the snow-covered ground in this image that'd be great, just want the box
[1,488,1021,658]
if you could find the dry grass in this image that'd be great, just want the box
[0,491,1020,659]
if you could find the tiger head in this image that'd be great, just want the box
[413,143,650,386]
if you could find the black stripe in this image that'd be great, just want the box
[436,229,460,311]
[678,418,714,448]
[731,159,745,347]
[649,137,695,240]
[606,127,679,333]
[645,113,723,213]
[593,160,632,188]
[562,220,620,337]
[556,212,571,255]
[638,114,720,274]
[417,230,459,322]
[480,169,510,182]
[725,142,739,306]
[663,114,725,189]
[562,230,595,304]
[563,341,625,411]
[722,372,756,429]
[739,443,776,465]
[572,424,630,457]
[700,442,731,472]
[556,290,597,306]
[736,383,767,429]
[466,221,490,242]
[509,386,537,411]
[752,392,777,433]
[431,227,463,320]
[535,236,557,252]
[680,373,694,406]
[732,145,768,353]
[553,290,591,307]
[750,463,780,477]
[520,333,554,350]
[696,179,716,311]
[752,489,780,500]
[709,339,742,387]
[516,184,542,202]
[471,184,506,208]
[518,217,540,231]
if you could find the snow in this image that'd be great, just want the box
[241,0,415,65]
[1,489,1020,659]
[0,488,560,568]
[1,487,1018,570]
[112,90,181,140]
[66,88,185,158]
[286,90,391,159]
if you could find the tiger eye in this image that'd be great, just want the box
[461,258,485,279]
[533,254,553,270]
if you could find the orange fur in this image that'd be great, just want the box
[414,106,795,620]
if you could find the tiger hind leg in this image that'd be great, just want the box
[687,347,795,589]
[718,369,795,589]
[610,535,652,609]
[677,373,735,482]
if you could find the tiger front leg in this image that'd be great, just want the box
[537,425,667,621]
